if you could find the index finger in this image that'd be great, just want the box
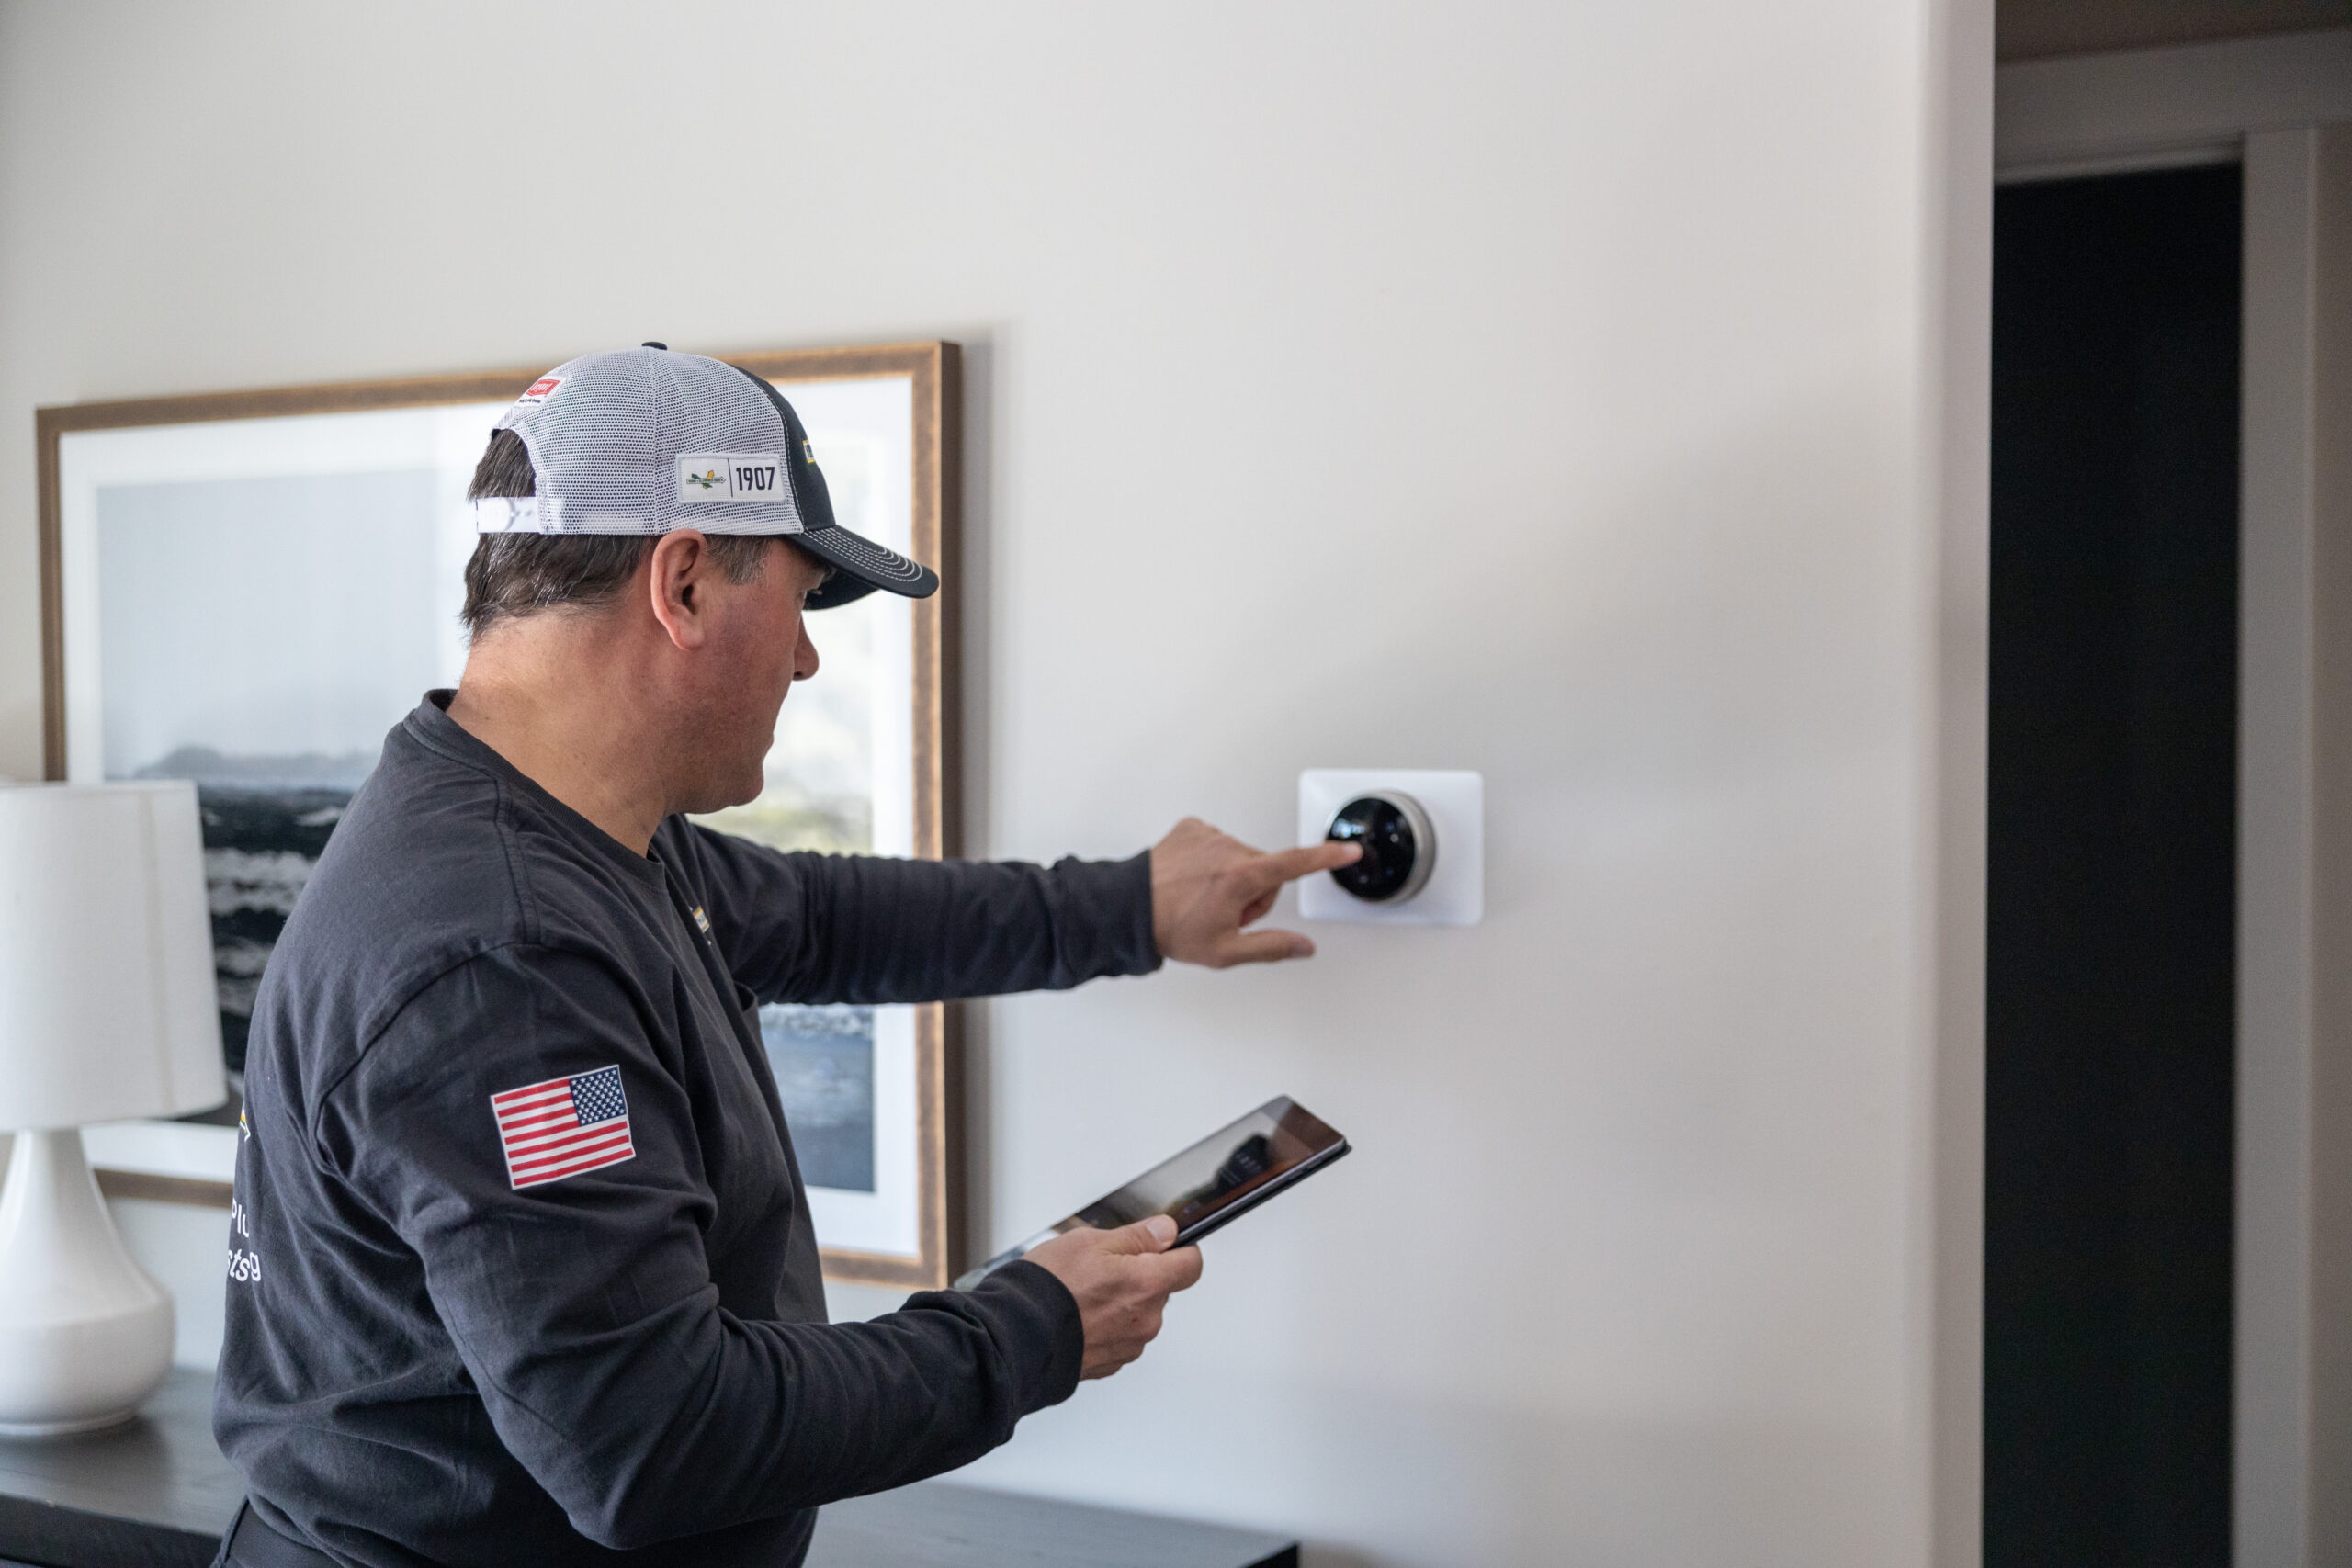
[1252,840,1363,886]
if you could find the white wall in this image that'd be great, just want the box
[0,5,1990,1564]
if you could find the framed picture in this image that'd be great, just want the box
[38,343,964,1289]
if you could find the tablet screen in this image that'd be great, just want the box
[1072,1096,1345,1236]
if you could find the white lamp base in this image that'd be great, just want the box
[0,1129,175,1437]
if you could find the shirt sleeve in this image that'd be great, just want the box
[677,824,1163,1006]
[314,943,1083,1551]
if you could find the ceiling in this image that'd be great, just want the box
[1998,0,2352,61]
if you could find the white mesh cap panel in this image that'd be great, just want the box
[490,347,806,536]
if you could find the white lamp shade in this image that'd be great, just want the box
[0,783,224,1128]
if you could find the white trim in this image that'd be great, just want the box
[1995,28,2352,179]
[1995,140,2239,188]
[1930,7,1994,1563]
[1996,38,2352,1565]
[2235,126,2323,1568]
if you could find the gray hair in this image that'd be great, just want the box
[458,430,775,637]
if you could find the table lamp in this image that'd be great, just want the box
[0,782,224,1435]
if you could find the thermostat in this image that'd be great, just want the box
[1297,770,1483,927]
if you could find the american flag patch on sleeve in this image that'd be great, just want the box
[491,1066,636,1190]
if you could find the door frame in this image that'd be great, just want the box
[1996,29,2352,1568]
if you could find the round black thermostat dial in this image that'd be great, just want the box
[1325,792,1436,903]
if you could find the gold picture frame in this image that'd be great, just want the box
[38,343,964,1289]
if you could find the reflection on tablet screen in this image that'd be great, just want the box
[1073,1098,1340,1235]
[953,1095,1349,1290]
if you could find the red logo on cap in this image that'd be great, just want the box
[519,377,562,404]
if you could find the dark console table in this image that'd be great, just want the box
[0,1371,1295,1568]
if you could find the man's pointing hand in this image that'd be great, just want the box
[1148,817,1361,967]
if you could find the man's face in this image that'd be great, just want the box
[687,538,829,813]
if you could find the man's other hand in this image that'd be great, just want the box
[1149,817,1361,967]
[1025,1216,1204,1380]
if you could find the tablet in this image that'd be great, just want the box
[953,1096,1350,1291]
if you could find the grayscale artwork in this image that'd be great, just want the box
[96,468,456,1083]
[46,348,954,1284]
[758,1005,876,1191]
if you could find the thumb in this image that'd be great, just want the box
[1211,927,1317,966]
[1104,1214,1178,1254]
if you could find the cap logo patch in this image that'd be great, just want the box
[677,452,785,505]
[518,376,562,404]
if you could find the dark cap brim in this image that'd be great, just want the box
[796,522,940,610]
[723,360,942,612]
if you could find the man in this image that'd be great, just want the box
[211,345,1356,1568]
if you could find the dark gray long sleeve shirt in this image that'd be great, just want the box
[214,694,1160,1566]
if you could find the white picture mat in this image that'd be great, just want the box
[54,373,932,1260]
[770,373,922,1258]
[799,1002,919,1255]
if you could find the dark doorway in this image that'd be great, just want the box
[1984,164,2242,1566]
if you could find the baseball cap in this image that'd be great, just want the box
[469,344,937,611]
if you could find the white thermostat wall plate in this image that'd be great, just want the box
[1296,769,1483,927]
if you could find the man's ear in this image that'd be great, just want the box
[646,530,715,651]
